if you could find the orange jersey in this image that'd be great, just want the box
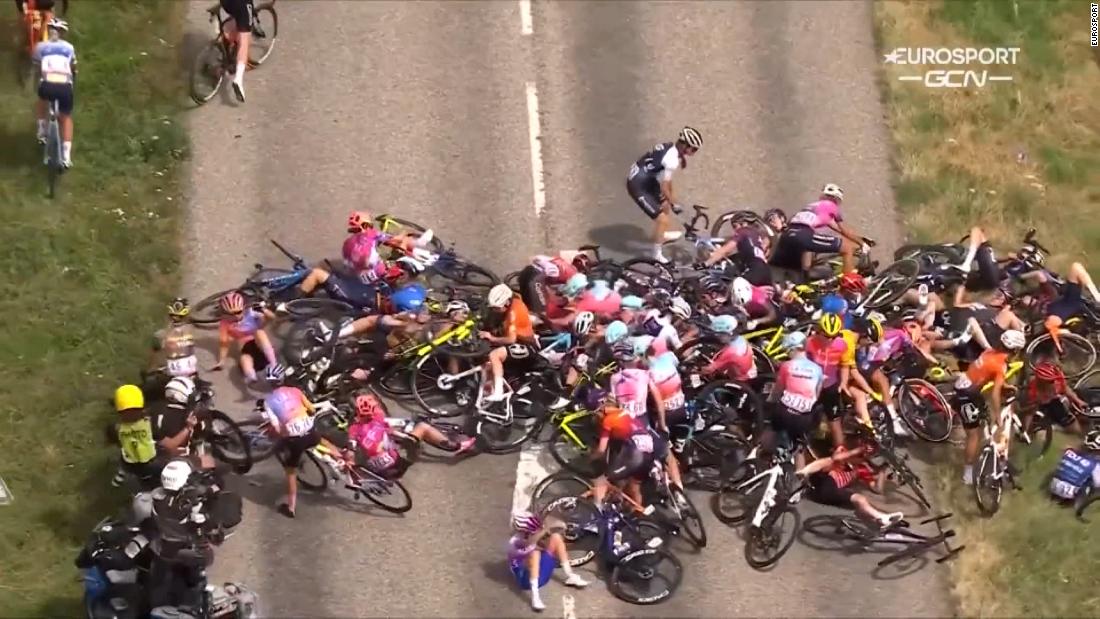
[963,350,1009,388]
[601,407,642,442]
[504,297,535,342]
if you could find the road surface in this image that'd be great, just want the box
[182,1,946,616]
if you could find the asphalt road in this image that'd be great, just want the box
[182,1,947,617]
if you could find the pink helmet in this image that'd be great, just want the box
[220,291,245,314]
[342,232,377,271]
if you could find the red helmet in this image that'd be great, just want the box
[1033,362,1064,382]
[346,211,373,233]
[342,232,377,271]
[572,253,593,273]
[839,272,867,294]
[354,393,386,421]
[219,291,245,314]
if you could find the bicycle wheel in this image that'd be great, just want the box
[548,415,600,478]
[618,258,675,295]
[668,486,706,549]
[531,471,593,515]
[355,470,413,513]
[896,378,954,442]
[893,244,963,264]
[285,298,354,321]
[973,446,1003,516]
[373,360,415,397]
[432,258,500,289]
[249,4,278,65]
[1073,370,1100,422]
[474,398,544,454]
[411,354,479,418]
[189,40,227,105]
[863,259,920,310]
[1025,332,1097,380]
[295,450,329,491]
[206,410,253,474]
[609,548,683,605]
[236,417,280,462]
[541,496,602,567]
[744,505,801,570]
[710,460,762,526]
[800,514,864,551]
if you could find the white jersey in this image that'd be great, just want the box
[33,39,76,85]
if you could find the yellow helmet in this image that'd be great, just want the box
[114,384,145,412]
[818,313,843,337]
[167,298,191,320]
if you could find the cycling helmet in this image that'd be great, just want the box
[642,310,664,337]
[820,294,848,316]
[446,300,470,315]
[160,460,192,493]
[532,255,560,279]
[839,272,867,294]
[266,363,287,383]
[764,208,787,229]
[342,232,377,271]
[1085,429,1100,451]
[561,273,588,298]
[354,392,385,420]
[1033,362,1064,382]
[391,283,427,313]
[346,211,372,233]
[512,510,543,535]
[632,335,655,357]
[866,311,887,324]
[487,283,513,309]
[604,320,629,344]
[572,253,594,272]
[700,275,726,296]
[670,296,692,321]
[396,256,425,275]
[783,331,808,350]
[818,313,843,337]
[678,126,703,149]
[165,376,196,405]
[220,291,245,314]
[1000,329,1026,350]
[114,384,144,412]
[47,17,68,32]
[620,295,645,311]
[821,183,845,202]
[730,277,753,306]
[860,317,884,343]
[611,341,637,362]
[572,311,595,336]
[167,298,190,320]
[709,314,738,335]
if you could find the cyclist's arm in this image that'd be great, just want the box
[768,366,786,403]
[592,434,610,457]
[704,239,738,267]
[301,393,317,415]
[990,372,1005,423]
[838,365,852,394]
[828,221,861,244]
[1065,385,1087,408]
[796,456,834,476]
[850,366,873,393]
[658,179,676,207]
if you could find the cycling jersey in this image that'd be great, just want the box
[610,368,650,418]
[743,285,777,320]
[263,386,314,437]
[806,331,857,388]
[954,349,1009,391]
[504,297,536,343]
[629,142,682,182]
[33,39,75,85]
[648,352,685,411]
[706,337,758,381]
[575,284,622,318]
[531,255,577,286]
[776,356,824,414]
[600,407,646,443]
[788,200,842,230]
[861,327,910,369]
[219,308,264,342]
[1050,448,1100,499]
[644,322,682,356]
[1025,375,1067,406]
[156,323,198,377]
[348,419,400,472]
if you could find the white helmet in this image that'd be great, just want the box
[821,183,845,201]
[573,311,595,335]
[160,460,192,492]
[730,277,753,306]
[1000,329,1026,350]
[47,18,69,32]
[866,311,887,324]
[165,376,196,404]
[670,296,692,321]
[396,256,425,274]
[487,284,513,309]
[446,300,470,315]
[678,126,703,149]
[1085,429,1100,451]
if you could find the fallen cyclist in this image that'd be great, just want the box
[1049,429,1100,507]
[796,443,904,529]
[508,510,589,612]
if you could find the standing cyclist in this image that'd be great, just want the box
[627,126,703,264]
[220,0,253,102]
[32,17,75,167]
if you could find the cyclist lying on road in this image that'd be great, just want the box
[796,444,904,529]
[508,511,589,612]
[1049,429,1100,505]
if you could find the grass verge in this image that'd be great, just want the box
[876,0,1100,615]
[0,1,187,615]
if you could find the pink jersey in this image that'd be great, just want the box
[867,328,910,364]
[788,200,842,230]
[611,368,650,418]
[576,286,622,318]
[707,337,758,381]
[648,352,686,410]
[348,419,399,471]
[777,357,824,413]
[744,285,776,319]
[263,386,313,436]
[219,308,264,342]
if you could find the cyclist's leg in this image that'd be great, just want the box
[297,267,330,295]
[219,0,252,96]
[958,226,987,271]
[849,492,901,526]
[956,391,984,484]
[487,346,507,399]
[1067,261,1100,303]
[57,85,73,163]
[236,341,258,382]
[252,328,279,366]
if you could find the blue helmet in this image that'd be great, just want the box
[562,273,588,297]
[604,320,629,344]
[390,283,427,313]
[620,295,645,310]
[709,314,738,335]
[782,331,808,350]
[820,293,848,316]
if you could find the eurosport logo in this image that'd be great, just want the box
[883,47,1020,88]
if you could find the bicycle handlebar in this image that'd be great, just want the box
[270,239,307,266]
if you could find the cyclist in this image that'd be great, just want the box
[32,17,75,167]
[219,0,254,102]
[640,343,687,493]
[508,511,589,612]
[729,276,779,331]
[1048,429,1100,504]
[626,126,704,263]
[110,384,162,490]
[1041,261,1100,353]
[950,285,1026,362]
[211,291,280,385]
[701,315,758,383]
[796,444,903,529]
[851,316,910,437]
[638,309,683,356]
[575,278,623,319]
[806,313,860,448]
[149,298,198,383]
[765,332,823,468]
[701,225,774,286]
[770,184,869,277]
[952,329,1026,486]
[518,250,589,313]
[480,283,537,402]
[1020,362,1089,437]
[259,378,342,518]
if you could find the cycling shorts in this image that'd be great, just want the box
[38,81,73,115]
[240,340,270,371]
[324,272,377,310]
[808,472,855,507]
[1041,398,1076,428]
[606,435,658,482]
[818,386,843,421]
[626,175,663,221]
[964,243,1002,292]
[1047,283,1084,321]
[770,402,818,444]
[740,258,774,287]
[769,224,842,270]
[952,388,987,430]
[276,431,320,469]
[220,0,252,32]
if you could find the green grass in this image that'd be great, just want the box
[0,1,186,615]
[876,0,1100,615]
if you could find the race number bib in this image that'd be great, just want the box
[663,393,685,410]
[621,400,645,417]
[166,355,198,378]
[284,416,314,437]
[368,451,396,470]
[781,392,814,413]
[630,433,654,453]
[689,374,703,389]
[1051,479,1078,500]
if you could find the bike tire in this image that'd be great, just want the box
[863,259,920,310]
[410,353,481,418]
[893,244,964,264]
[1073,370,1100,421]
[710,460,761,526]
[609,548,683,605]
[618,258,675,295]
[1025,332,1097,380]
[800,514,864,551]
[474,398,545,454]
[374,360,415,397]
[974,446,1002,516]
[669,486,707,549]
[236,417,280,463]
[433,259,500,289]
[548,416,600,478]
[249,4,278,65]
[541,496,602,567]
[896,378,954,442]
[744,505,801,570]
[531,471,593,515]
[189,40,227,105]
[285,298,354,321]
[295,450,329,491]
[207,409,253,474]
[355,470,413,513]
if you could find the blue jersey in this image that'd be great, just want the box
[1050,448,1100,499]
[33,39,76,85]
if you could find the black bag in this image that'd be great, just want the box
[207,490,243,530]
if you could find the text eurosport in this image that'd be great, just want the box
[883,47,1021,65]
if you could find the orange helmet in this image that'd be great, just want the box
[346,211,373,233]
[839,272,867,294]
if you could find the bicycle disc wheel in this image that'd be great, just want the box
[207,410,253,473]
[744,505,801,570]
[896,378,953,442]
[189,40,227,105]
[974,446,1002,516]
[285,298,354,321]
[610,548,683,605]
[236,417,279,462]
[1025,332,1097,380]
[356,471,413,513]
[295,450,329,491]
[249,4,278,65]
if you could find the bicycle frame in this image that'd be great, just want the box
[311,442,391,494]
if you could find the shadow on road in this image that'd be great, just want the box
[586,223,649,256]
